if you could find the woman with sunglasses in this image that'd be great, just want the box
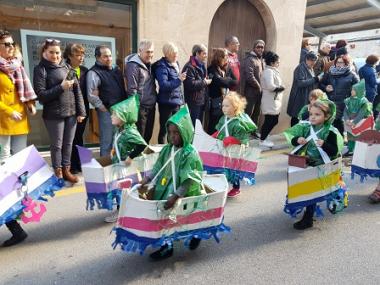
[33,39,86,183]
[0,30,37,247]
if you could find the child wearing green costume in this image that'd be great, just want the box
[284,98,343,230]
[139,105,204,260]
[105,95,147,223]
[297,89,327,121]
[368,115,380,203]
[343,80,373,153]
[211,92,257,198]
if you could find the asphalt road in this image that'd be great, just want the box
[1,150,379,285]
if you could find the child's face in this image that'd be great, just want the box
[111,113,123,126]
[351,89,356,97]
[168,124,183,147]
[222,98,236,117]
[309,106,326,126]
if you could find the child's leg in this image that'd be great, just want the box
[293,204,315,230]
[368,178,380,203]
[228,178,240,198]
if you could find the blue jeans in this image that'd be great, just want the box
[96,109,114,157]
[188,104,204,126]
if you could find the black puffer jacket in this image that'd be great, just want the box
[33,58,86,119]
[319,66,359,119]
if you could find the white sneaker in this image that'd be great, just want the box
[259,139,274,148]
[104,210,119,223]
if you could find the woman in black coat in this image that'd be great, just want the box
[63,43,89,174]
[207,48,238,134]
[319,55,359,135]
[33,39,86,183]
[287,52,319,126]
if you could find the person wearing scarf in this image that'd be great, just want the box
[0,30,36,247]
[319,55,359,135]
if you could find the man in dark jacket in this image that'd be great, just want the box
[87,45,127,157]
[240,39,265,133]
[125,40,157,143]
[182,44,212,126]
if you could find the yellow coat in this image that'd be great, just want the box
[0,71,30,135]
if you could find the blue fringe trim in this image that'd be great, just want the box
[0,175,64,226]
[112,223,231,255]
[351,165,380,182]
[86,189,122,211]
[204,166,256,185]
[283,186,348,218]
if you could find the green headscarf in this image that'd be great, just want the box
[110,94,139,125]
[284,98,343,166]
[344,80,372,116]
[166,105,194,146]
[352,80,365,98]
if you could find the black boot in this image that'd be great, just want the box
[149,244,173,261]
[293,205,314,230]
[189,238,201,250]
[3,220,28,247]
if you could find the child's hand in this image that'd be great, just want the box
[140,177,150,186]
[297,137,307,145]
[316,139,324,147]
[124,157,133,166]
[164,194,179,210]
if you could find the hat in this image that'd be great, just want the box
[305,51,318,61]
[336,47,348,57]
[110,94,139,124]
[352,80,365,98]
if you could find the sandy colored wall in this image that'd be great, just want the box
[137,0,307,142]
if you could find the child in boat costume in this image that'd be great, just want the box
[211,92,257,198]
[297,89,327,121]
[139,105,205,260]
[343,80,373,154]
[284,98,345,230]
[103,95,147,223]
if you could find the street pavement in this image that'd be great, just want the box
[1,149,379,285]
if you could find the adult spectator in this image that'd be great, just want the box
[207,48,238,134]
[260,51,285,147]
[153,42,185,143]
[319,55,359,135]
[358,54,380,103]
[0,30,36,247]
[125,40,157,143]
[182,44,211,126]
[225,36,240,90]
[87,45,126,156]
[287,52,319,126]
[63,43,89,174]
[241,39,265,129]
[33,39,86,183]
[300,38,311,63]
[314,42,331,76]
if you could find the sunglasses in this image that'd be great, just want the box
[255,46,265,49]
[0,42,15,47]
[45,38,61,44]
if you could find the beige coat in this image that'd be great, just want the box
[260,66,283,115]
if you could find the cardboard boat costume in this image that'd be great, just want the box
[343,80,374,152]
[113,106,230,254]
[193,115,260,186]
[78,95,153,210]
[283,99,347,217]
[0,145,63,226]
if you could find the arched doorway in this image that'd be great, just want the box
[208,0,275,62]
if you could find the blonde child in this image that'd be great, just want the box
[297,89,327,121]
[211,92,257,197]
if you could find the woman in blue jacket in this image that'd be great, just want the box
[359,54,379,103]
[154,42,186,143]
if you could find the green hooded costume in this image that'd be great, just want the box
[343,80,372,125]
[151,105,203,200]
[284,98,343,166]
[110,95,147,163]
[215,113,257,144]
